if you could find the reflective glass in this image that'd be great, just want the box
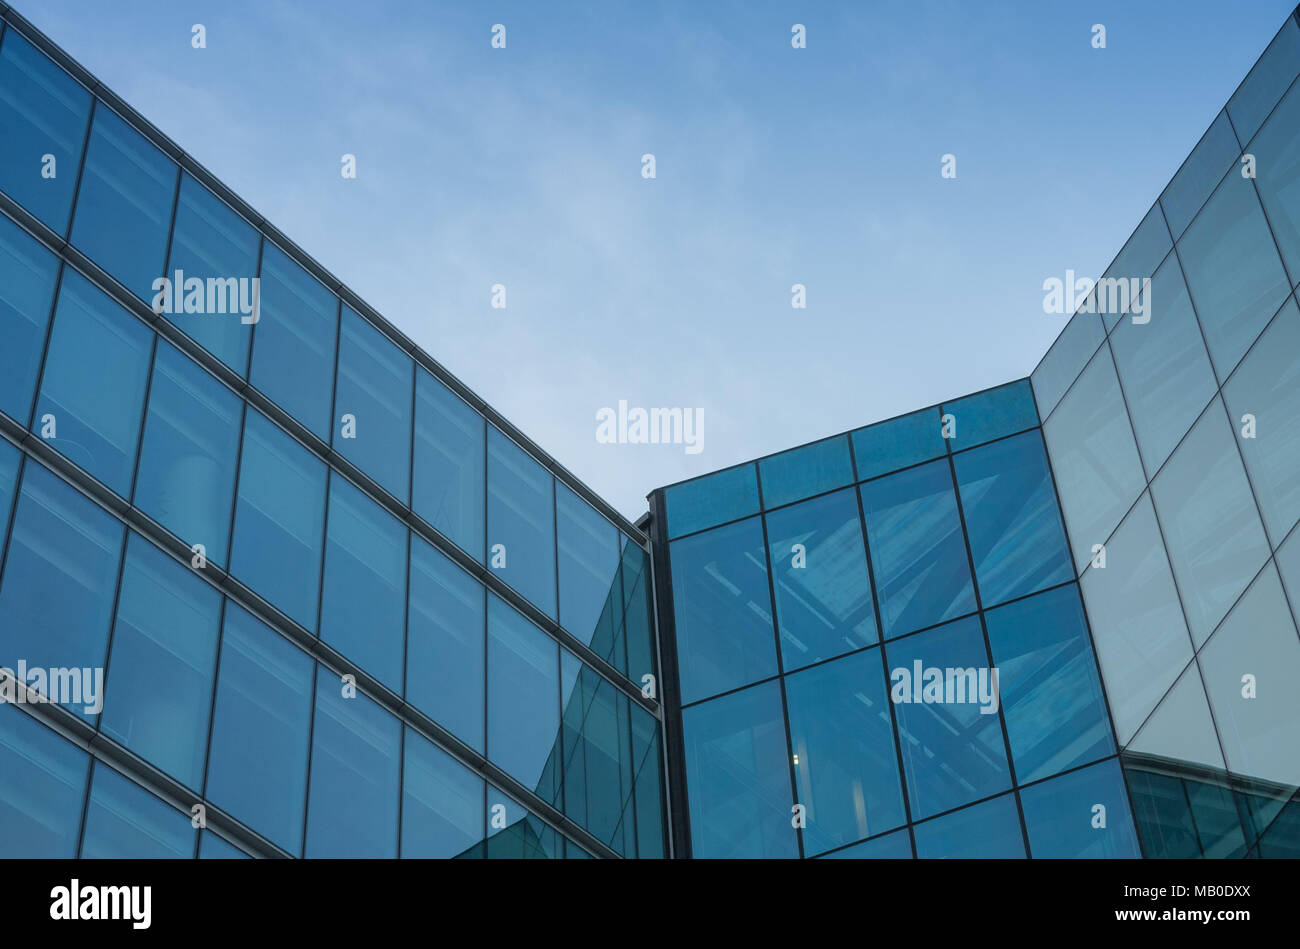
[620,538,656,684]
[819,828,912,859]
[1031,309,1104,420]
[629,702,665,858]
[80,762,193,858]
[1230,17,1300,144]
[36,269,152,495]
[1124,767,1204,859]
[1100,204,1172,333]
[785,649,905,855]
[205,603,313,854]
[860,459,976,638]
[0,702,87,857]
[913,793,1025,858]
[758,435,852,510]
[884,615,1011,820]
[765,487,876,671]
[668,516,776,705]
[228,410,326,631]
[133,341,241,567]
[487,426,556,618]
[199,832,247,859]
[485,786,560,859]
[1151,397,1270,646]
[953,430,1071,608]
[1252,79,1300,284]
[248,243,338,441]
[985,585,1113,783]
[851,406,945,482]
[487,594,559,791]
[163,173,259,375]
[406,536,484,752]
[1018,758,1141,857]
[0,440,17,559]
[69,106,176,301]
[1159,110,1240,240]
[1128,661,1226,772]
[401,728,484,858]
[664,463,758,539]
[304,671,401,857]
[561,657,632,850]
[100,534,220,790]
[0,30,91,232]
[682,681,797,858]
[333,306,412,503]
[556,482,620,648]
[942,380,1037,451]
[0,213,58,423]
[412,369,484,559]
[319,474,406,693]
[1279,527,1300,622]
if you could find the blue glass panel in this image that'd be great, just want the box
[1279,527,1300,625]
[304,670,401,857]
[785,649,904,855]
[621,538,656,683]
[942,380,1037,451]
[765,488,876,671]
[0,214,58,423]
[561,657,632,850]
[1229,17,1300,146]
[487,426,556,617]
[953,430,1072,608]
[412,370,484,559]
[1125,767,1207,859]
[1253,80,1300,285]
[248,243,338,441]
[860,459,976,638]
[36,269,152,495]
[0,463,123,714]
[913,793,1025,858]
[487,594,559,791]
[486,786,560,858]
[819,829,912,859]
[100,535,220,790]
[758,435,852,509]
[319,474,406,693]
[884,615,1010,820]
[556,482,620,647]
[1159,110,1240,240]
[69,106,177,301]
[985,585,1113,783]
[1031,309,1105,420]
[199,832,247,859]
[205,603,313,854]
[162,173,259,375]
[669,516,777,704]
[0,30,91,232]
[682,681,797,858]
[406,536,484,752]
[333,306,412,502]
[629,702,665,858]
[1019,758,1141,857]
[133,341,241,566]
[80,762,193,858]
[851,406,945,481]
[0,441,17,561]
[0,702,88,857]
[1100,204,1172,333]
[228,411,327,630]
[401,728,484,858]
[664,464,758,539]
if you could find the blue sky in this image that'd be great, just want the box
[21,0,1297,518]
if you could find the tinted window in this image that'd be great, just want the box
[0,703,88,857]
[556,483,620,648]
[759,435,852,509]
[401,728,484,858]
[487,426,555,617]
[80,762,193,858]
[412,369,484,559]
[0,214,58,423]
[665,464,758,539]
[487,595,559,791]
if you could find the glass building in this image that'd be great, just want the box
[0,3,1298,859]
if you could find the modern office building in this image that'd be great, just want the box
[0,2,1298,859]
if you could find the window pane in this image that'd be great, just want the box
[765,487,876,671]
[0,440,18,558]
[487,594,559,791]
[248,243,338,441]
[556,482,620,648]
[665,464,758,539]
[205,603,313,855]
[786,649,905,855]
[621,538,656,684]
[561,659,632,850]
[412,369,484,559]
[1253,79,1300,284]
[1018,758,1140,857]
[0,462,123,716]
[401,728,483,858]
[1151,397,1270,646]
[69,106,177,301]
[406,536,484,752]
[1032,309,1104,420]
[851,406,945,481]
[485,786,560,859]
[759,435,852,510]
[333,306,412,503]
[199,831,247,859]
[319,474,406,693]
[36,269,152,495]
[985,585,1113,783]
[228,411,326,630]
[1124,766,1205,859]
[163,173,259,375]
[0,214,58,423]
[1279,528,1300,626]
[629,702,665,858]
[1127,661,1225,773]
[669,516,776,704]
[1179,168,1290,380]
[819,828,912,859]
[100,534,220,790]
[860,459,976,638]
[1223,298,1300,545]
[1159,110,1239,240]
[942,380,1037,451]
[913,793,1025,858]
[304,670,401,857]
[0,30,91,232]
[0,702,88,857]
[80,763,193,858]
[133,341,241,567]
[487,426,555,617]
[1229,16,1300,146]
[682,681,797,858]
[1100,204,1173,333]
[953,430,1071,608]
